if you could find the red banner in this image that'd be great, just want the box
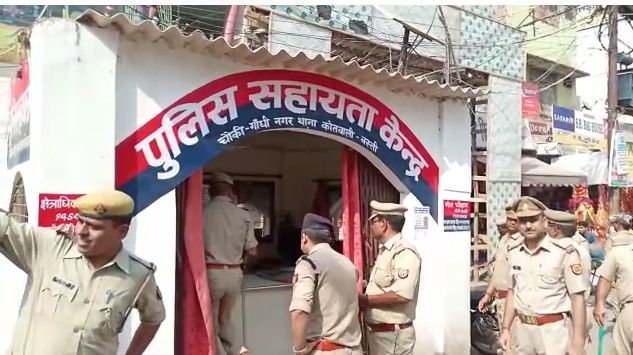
[38,193,83,228]
[522,82,541,119]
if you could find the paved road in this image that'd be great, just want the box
[586,305,616,355]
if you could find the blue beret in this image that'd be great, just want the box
[302,213,334,233]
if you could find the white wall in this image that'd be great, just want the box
[13,18,473,355]
[400,99,472,355]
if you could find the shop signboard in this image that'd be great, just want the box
[553,105,606,150]
[521,82,541,119]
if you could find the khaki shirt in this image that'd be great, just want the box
[507,235,588,316]
[605,230,633,254]
[0,214,165,355]
[365,234,421,324]
[289,243,362,348]
[238,202,270,237]
[570,236,592,300]
[203,196,258,264]
[597,245,633,305]
[572,233,589,250]
[490,232,522,291]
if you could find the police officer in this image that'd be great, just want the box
[544,209,592,347]
[478,206,522,323]
[593,230,633,355]
[289,213,362,355]
[500,197,588,355]
[203,172,258,355]
[605,213,633,253]
[358,201,421,355]
[0,189,165,355]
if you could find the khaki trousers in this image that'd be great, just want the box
[309,346,363,355]
[494,299,517,355]
[207,268,243,355]
[367,326,415,355]
[514,318,570,355]
[613,304,633,355]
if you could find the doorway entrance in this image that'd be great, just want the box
[174,130,399,354]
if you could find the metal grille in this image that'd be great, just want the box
[357,155,400,281]
[9,173,28,223]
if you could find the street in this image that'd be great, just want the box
[586,304,616,355]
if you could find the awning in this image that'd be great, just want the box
[522,156,587,187]
[551,151,608,186]
[75,10,486,100]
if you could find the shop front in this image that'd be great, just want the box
[0,11,482,355]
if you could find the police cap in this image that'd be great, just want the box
[74,189,134,219]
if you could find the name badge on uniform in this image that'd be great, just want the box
[52,276,77,291]
[512,266,521,270]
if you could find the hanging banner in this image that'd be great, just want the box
[521,82,541,119]
[38,193,83,228]
[6,60,30,168]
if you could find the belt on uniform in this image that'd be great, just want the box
[367,322,413,332]
[307,340,346,351]
[516,312,567,326]
[496,290,509,299]
[206,263,241,269]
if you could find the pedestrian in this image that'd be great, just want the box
[593,230,633,355]
[358,200,421,355]
[499,196,588,355]
[544,209,593,347]
[203,172,258,355]
[477,205,521,354]
[289,213,362,355]
[1,189,165,355]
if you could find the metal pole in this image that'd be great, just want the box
[607,5,619,214]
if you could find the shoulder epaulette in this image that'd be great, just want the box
[129,254,156,272]
[551,239,576,254]
[507,240,522,252]
[297,255,317,270]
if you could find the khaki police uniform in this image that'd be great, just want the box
[364,201,421,355]
[597,244,633,355]
[605,230,633,254]
[544,209,593,346]
[289,214,362,355]
[490,208,522,328]
[203,172,258,355]
[0,190,165,355]
[490,230,522,353]
[507,197,588,355]
[604,227,633,315]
